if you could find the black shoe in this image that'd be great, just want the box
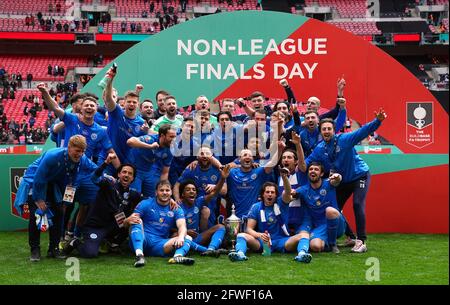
[168,256,195,265]
[134,255,145,268]
[47,248,67,259]
[63,238,79,255]
[30,248,41,262]
[200,249,220,258]
[217,248,231,255]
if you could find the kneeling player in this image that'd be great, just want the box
[295,162,346,254]
[177,165,230,256]
[129,181,194,267]
[228,168,312,263]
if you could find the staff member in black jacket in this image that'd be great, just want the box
[64,153,142,258]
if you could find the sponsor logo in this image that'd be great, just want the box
[406,102,433,148]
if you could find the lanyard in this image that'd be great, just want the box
[64,150,80,186]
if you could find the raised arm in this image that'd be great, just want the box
[279,166,293,204]
[290,131,306,173]
[103,67,117,112]
[343,108,387,146]
[37,83,65,120]
[204,164,230,203]
[127,137,159,149]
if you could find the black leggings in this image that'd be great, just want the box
[336,173,371,241]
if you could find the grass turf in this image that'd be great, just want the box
[0,232,447,285]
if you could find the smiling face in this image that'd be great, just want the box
[307,97,321,112]
[308,164,324,184]
[251,95,264,110]
[262,185,277,206]
[218,113,232,131]
[320,122,335,143]
[140,101,154,118]
[156,93,167,112]
[165,98,177,117]
[221,100,235,114]
[304,112,319,131]
[195,96,209,111]
[81,99,97,120]
[239,149,254,169]
[160,129,177,147]
[125,96,139,116]
[281,150,297,171]
[156,183,172,205]
[67,145,85,163]
[118,165,135,188]
[181,183,197,205]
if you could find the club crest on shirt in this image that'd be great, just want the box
[91,133,97,141]
[90,233,98,239]
[335,146,341,153]
[167,211,174,217]
[211,175,218,182]
[251,174,257,180]
[194,207,199,214]
[320,189,327,196]
[134,125,141,133]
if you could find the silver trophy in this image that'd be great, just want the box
[225,204,242,250]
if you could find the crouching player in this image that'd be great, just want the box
[129,181,195,267]
[63,153,142,258]
[176,164,231,257]
[295,162,346,255]
[228,167,311,263]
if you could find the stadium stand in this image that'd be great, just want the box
[304,0,368,18]
[328,21,382,35]
[0,0,70,16]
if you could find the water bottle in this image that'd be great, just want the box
[262,230,272,256]
[98,62,117,89]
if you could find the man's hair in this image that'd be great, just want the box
[319,118,335,130]
[304,110,319,118]
[217,111,232,121]
[84,92,99,100]
[155,90,170,101]
[307,161,325,174]
[68,135,87,150]
[164,95,176,103]
[124,90,139,100]
[221,98,235,108]
[250,91,265,100]
[70,93,85,105]
[183,116,194,123]
[282,148,298,161]
[197,109,210,117]
[140,99,154,109]
[254,109,266,116]
[259,182,279,199]
[117,163,137,179]
[179,179,198,198]
[274,100,290,111]
[82,96,98,105]
[156,180,172,191]
[158,123,174,136]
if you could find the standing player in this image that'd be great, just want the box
[129,181,195,267]
[103,67,148,165]
[127,124,176,198]
[14,135,97,261]
[306,108,387,252]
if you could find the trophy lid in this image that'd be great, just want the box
[226,204,241,223]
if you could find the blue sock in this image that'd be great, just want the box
[235,235,247,255]
[297,238,310,253]
[174,237,192,257]
[130,224,144,253]
[208,227,225,250]
[190,241,208,253]
[327,217,339,246]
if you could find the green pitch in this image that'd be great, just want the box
[0,232,447,285]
